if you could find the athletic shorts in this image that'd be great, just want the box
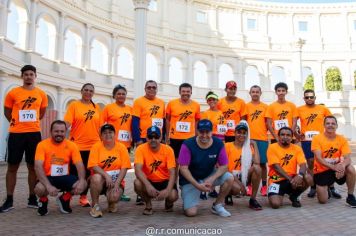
[314,170,347,186]
[47,175,78,192]
[225,136,235,143]
[70,150,91,178]
[267,179,303,197]
[7,132,42,165]
[180,172,233,210]
[253,140,268,164]
[301,141,314,159]
[169,138,185,159]
[149,180,177,191]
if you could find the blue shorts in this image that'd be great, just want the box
[301,141,314,159]
[180,171,233,210]
[253,140,268,164]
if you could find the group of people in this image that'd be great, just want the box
[0,64,355,219]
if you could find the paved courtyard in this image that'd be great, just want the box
[1,144,356,236]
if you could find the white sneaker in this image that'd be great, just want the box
[211,203,231,217]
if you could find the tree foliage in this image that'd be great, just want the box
[303,74,314,90]
[325,67,342,91]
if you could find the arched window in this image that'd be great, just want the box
[64,29,82,67]
[194,61,208,88]
[146,53,159,82]
[117,47,134,78]
[90,38,109,74]
[302,67,314,90]
[244,66,260,90]
[325,67,342,91]
[169,57,183,85]
[271,66,286,89]
[6,0,28,49]
[218,64,233,89]
[35,15,57,59]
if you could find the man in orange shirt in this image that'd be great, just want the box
[267,127,312,209]
[311,116,356,207]
[246,85,269,196]
[1,65,48,213]
[134,126,178,215]
[166,83,200,158]
[88,124,131,218]
[266,82,298,143]
[218,81,247,143]
[34,120,87,216]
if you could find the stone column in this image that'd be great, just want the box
[186,0,193,41]
[211,54,218,88]
[236,58,244,89]
[109,33,116,75]
[291,38,305,96]
[133,0,150,98]
[186,51,193,84]
[314,60,324,93]
[0,1,8,38]
[0,72,7,161]
[161,0,169,37]
[263,59,271,91]
[342,60,353,91]
[56,12,66,62]
[56,87,65,119]
[160,46,169,83]
[27,0,38,51]
[82,23,91,70]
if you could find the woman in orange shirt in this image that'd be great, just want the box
[64,83,101,207]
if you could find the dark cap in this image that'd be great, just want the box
[147,126,161,137]
[226,81,237,89]
[100,124,115,133]
[235,122,248,131]
[197,119,213,132]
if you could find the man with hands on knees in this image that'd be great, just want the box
[134,126,178,215]
[34,120,87,216]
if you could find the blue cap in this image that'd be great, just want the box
[197,119,213,132]
[235,122,248,131]
[147,126,161,137]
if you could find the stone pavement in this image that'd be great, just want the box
[1,145,356,236]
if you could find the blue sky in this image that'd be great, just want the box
[258,0,356,3]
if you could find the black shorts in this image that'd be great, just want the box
[169,138,185,159]
[267,179,303,197]
[7,132,42,165]
[225,136,235,143]
[149,180,177,191]
[70,150,90,178]
[47,175,78,192]
[314,170,347,186]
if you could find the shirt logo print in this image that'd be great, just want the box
[251,110,262,121]
[324,147,338,158]
[101,156,117,169]
[150,160,162,173]
[120,113,130,125]
[223,109,234,119]
[179,110,192,121]
[218,115,225,124]
[306,113,318,125]
[234,157,241,169]
[21,96,37,109]
[281,154,293,167]
[149,105,160,117]
[278,110,289,120]
[84,110,95,122]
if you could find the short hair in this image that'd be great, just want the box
[112,84,127,98]
[145,80,157,87]
[278,126,293,136]
[250,85,262,92]
[21,65,36,76]
[324,115,338,125]
[50,120,67,131]
[274,82,288,91]
[304,89,315,96]
[179,83,192,92]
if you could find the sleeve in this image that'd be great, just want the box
[71,143,83,164]
[195,103,201,119]
[134,145,144,165]
[267,145,279,165]
[132,99,141,117]
[340,137,351,155]
[178,143,191,166]
[40,90,48,108]
[64,102,75,124]
[4,91,14,108]
[166,146,176,169]
[240,100,247,117]
[296,146,307,165]
[217,99,222,110]
[132,116,141,142]
[265,105,272,119]
[35,142,45,161]
[166,101,172,115]
[101,106,109,124]
[217,146,228,166]
[87,143,99,168]
[311,135,321,152]
[120,145,132,169]
[291,103,298,118]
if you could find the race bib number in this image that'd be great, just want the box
[118,130,130,141]
[106,170,120,182]
[226,120,235,130]
[305,131,319,141]
[19,110,36,122]
[268,183,280,194]
[50,164,68,177]
[176,121,191,133]
[274,119,289,130]
[152,118,163,129]
[217,125,227,134]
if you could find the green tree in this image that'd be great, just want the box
[325,67,342,91]
[303,74,314,90]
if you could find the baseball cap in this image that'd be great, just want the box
[235,122,248,131]
[100,124,115,133]
[197,119,213,132]
[147,126,161,137]
[226,81,237,89]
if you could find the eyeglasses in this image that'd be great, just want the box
[147,135,160,140]
[304,96,315,99]
[146,86,157,90]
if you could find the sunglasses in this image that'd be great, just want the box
[147,134,160,140]
[304,96,315,99]
[146,86,157,90]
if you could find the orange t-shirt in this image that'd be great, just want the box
[225,142,255,173]
[87,141,131,173]
[298,105,332,141]
[217,97,247,137]
[101,103,133,148]
[35,139,82,176]
[246,102,268,141]
[64,100,101,151]
[265,101,298,138]
[311,134,351,174]
[132,96,165,139]
[267,143,306,184]
[134,143,176,182]
[166,99,200,139]
[4,86,48,133]
[201,109,227,136]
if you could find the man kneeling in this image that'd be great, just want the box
[267,127,312,208]
[134,126,178,215]
[34,120,87,216]
[88,124,131,218]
